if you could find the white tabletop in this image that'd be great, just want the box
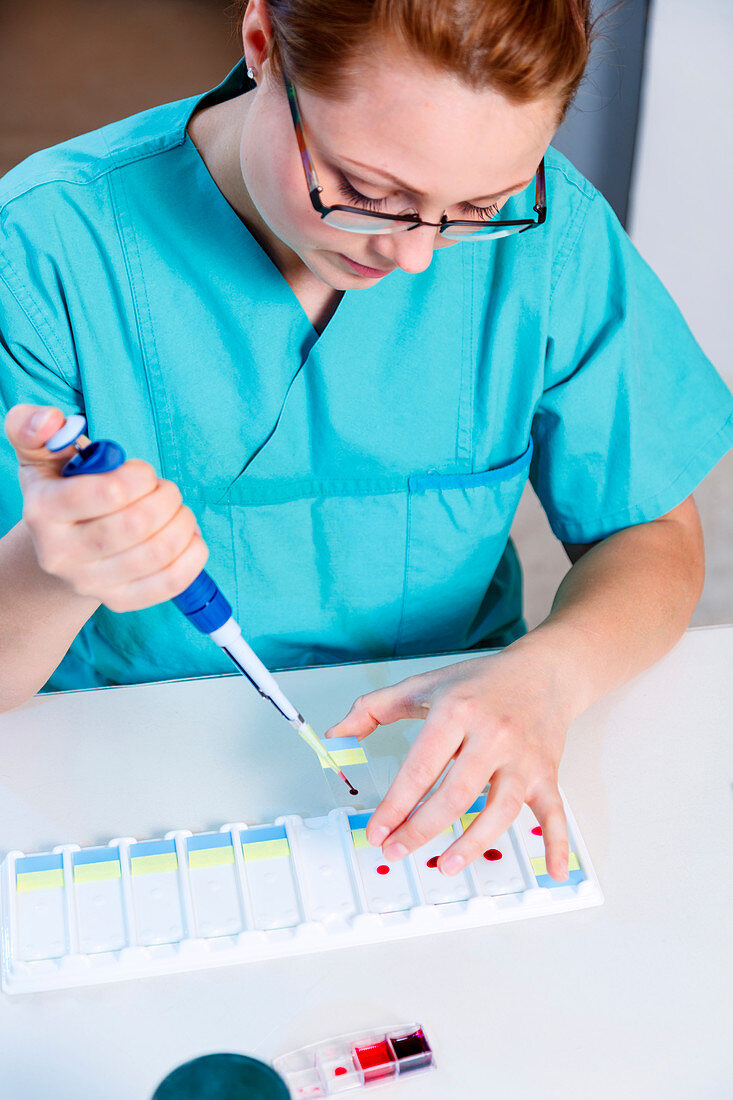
[0,625,731,1099]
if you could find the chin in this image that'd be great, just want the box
[301,254,351,291]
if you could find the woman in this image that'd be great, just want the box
[1,0,731,880]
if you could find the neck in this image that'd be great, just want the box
[187,93,307,285]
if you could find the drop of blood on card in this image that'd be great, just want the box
[483,849,502,861]
[531,826,542,836]
[376,864,390,875]
[334,1067,347,1076]
[426,856,439,868]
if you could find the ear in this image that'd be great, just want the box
[241,0,276,79]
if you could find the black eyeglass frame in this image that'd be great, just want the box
[283,71,547,238]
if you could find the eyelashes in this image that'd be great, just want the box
[336,176,392,213]
[335,173,501,221]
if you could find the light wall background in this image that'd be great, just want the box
[630,0,732,627]
[512,0,733,629]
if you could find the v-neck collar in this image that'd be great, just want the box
[183,58,254,129]
[178,58,352,346]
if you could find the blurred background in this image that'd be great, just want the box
[1,0,730,628]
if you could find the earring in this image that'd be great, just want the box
[247,66,255,80]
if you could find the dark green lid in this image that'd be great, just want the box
[152,1053,290,1100]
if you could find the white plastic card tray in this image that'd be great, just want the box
[1,794,602,994]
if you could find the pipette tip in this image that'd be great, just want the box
[339,770,359,796]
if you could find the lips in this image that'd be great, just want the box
[340,254,393,278]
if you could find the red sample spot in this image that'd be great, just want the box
[531,826,543,836]
[334,1067,347,1077]
[483,849,502,861]
[426,856,439,868]
[376,864,390,875]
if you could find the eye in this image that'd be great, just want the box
[336,174,390,212]
[335,170,503,221]
[457,200,502,221]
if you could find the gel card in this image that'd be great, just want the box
[186,832,243,938]
[285,814,358,924]
[240,824,301,930]
[459,796,528,896]
[14,853,67,962]
[517,804,586,889]
[73,846,126,954]
[347,812,418,914]
[409,826,472,905]
[129,838,184,946]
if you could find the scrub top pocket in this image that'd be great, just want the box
[218,441,533,670]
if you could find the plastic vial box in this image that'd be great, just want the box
[274,1023,435,1096]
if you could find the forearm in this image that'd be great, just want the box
[0,521,99,713]
[512,499,705,717]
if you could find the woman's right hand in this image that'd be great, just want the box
[4,404,209,612]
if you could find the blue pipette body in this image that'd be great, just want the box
[43,417,355,789]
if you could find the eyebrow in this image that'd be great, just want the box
[338,155,532,204]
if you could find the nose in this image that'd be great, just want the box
[374,224,437,275]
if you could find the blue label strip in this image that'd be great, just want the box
[321,736,360,751]
[15,853,63,874]
[72,846,121,866]
[465,795,487,815]
[187,832,234,852]
[129,838,176,858]
[536,869,585,889]
[241,825,287,845]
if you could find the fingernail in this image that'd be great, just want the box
[383,842,407,861]
[28,409,52,434]
[442,854,465,876]
[559,861,568,880]
[369,826,389,846]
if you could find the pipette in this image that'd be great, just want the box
[44,415,357,796]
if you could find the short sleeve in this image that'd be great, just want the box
[530,187,733,544]
[0,249,83,539]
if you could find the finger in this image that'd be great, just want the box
[379,751,487,869]
[76,479,184,560]
[4,404,68,468]
[365,711,465,848]
[24,459,158,524]
[438,770,527,874]
[527,785,569,882]
[80,504,199,590]
[102,532,209,613]
[324,674,435,741]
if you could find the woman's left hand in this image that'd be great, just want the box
[324,639,578,881]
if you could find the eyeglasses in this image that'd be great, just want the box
[284,72,546,241]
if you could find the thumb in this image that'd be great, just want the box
[4,404,73,470]
[325,677,428,741]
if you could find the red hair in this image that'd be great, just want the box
[236,0,598,116]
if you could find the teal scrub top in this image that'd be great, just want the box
[2,61,732,691]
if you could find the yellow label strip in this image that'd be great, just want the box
[242,838,290,862]
[130,853,179,875]
[16,869,64,892]
[531,853,580,877]
[73,862,121,884]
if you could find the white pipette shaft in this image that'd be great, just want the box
[209,619,353,783]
